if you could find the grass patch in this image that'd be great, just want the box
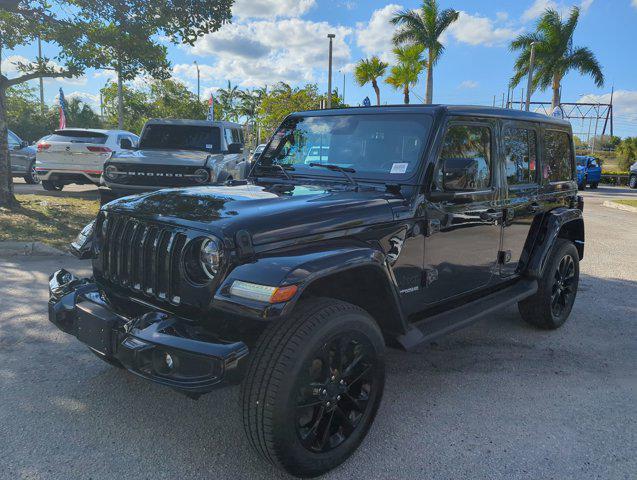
[614,199,637,208]
[0,194,99,249]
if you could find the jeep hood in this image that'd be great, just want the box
[111,149,211,167]
[103,183,396,246]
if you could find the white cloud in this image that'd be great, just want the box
[446,11,521,46]
[459,80,479,89]
[183,19,352,87]
[578,90,637,123]
[522,0,594,23]
[356,4,402,62]
[0,54,31,74]
[64,91,101,110]
[232,0,315,19]
[1,54,87,85]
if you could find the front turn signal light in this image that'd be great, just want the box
[230,281,298,303]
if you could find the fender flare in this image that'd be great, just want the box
[525,207,584,279]
[213,242,408,334]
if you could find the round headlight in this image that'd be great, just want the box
[104,164,119,181]
[193,168,209,184]
[200,237,223,278]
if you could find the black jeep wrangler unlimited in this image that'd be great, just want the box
[49,106,584,478]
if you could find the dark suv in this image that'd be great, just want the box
[49,106,584,478]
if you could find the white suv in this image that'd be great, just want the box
[36,129,138,191]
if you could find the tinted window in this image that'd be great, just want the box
[257,114,432,180]
[504,127,537,186]
[544,131,573,182]
[48,130,108,144]
[434,124,491,191]
[224,128,234,147]
[140,125,221,152]
[8,131,21,146]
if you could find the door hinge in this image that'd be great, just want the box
[498,250,512,265]
[426,219,441,237]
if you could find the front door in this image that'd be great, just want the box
[424,120,503,306]
[500,122,541,277]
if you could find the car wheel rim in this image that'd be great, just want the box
[295,332,378,453]
[551,254,576,318]
[31,165,40,183]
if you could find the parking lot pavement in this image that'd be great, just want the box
[12,178,99,199]
[1,188,635,480]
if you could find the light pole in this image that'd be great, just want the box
[525,42,537,112]
[37,35,44,114]
[327,34,335,109]
[194,60,200,101]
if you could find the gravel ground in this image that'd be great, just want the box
[1,186,635,480]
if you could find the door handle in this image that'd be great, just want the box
[528,203,542,214]
[480,210,504,222]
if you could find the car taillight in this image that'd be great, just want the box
[37,143,51,151]
[86,146,112,153]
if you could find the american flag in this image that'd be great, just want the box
[58,87,67,129]
[207,93,214,122]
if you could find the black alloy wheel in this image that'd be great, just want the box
[550,254,576,319]
[295,332,379,454]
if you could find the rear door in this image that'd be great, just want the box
[500,121,541,277]
[38,130,111,173]
[8,131,29,173]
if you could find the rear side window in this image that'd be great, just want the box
[8,131,21,146]
[544,130,573,182]
[435,124,492,192]
[48,130,108,144]
[503,127,537,185]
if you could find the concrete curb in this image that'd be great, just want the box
[0,241,69,257]
[602,201,637,213]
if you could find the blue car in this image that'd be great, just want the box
[576,155,602,190]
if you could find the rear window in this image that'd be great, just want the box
[49,130,108,144]
[140,125,221,152]
[544,130,573,182]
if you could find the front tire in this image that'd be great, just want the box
[519,239,580,329]
[42,180,64,191]
[629,175,637,189]
[578,176,587,190]
[241,298,385,478]
[590,182,598,189]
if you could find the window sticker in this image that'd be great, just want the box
[390,163,409,174]
[206,144,213,149]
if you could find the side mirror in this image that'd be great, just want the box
[21,140,29,148]
[120,138,133,150]
[228,143,243,154]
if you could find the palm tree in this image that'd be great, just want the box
[510,7,604,109]
[385,45,425,104]
[392,0,459,104]
[217,81,240,121]
[354,56,388,106]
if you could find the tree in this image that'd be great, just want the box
[385,46,425,105]
[509,7,604,109]
[617,138,637,171]
[62,97,103,129]
[392,0,459,104]
[217,81,241,122]
[5,83,51,141]
[354,56,388,106]
[101,81,154,134]
[0,0,86,208]
[69,0,233,129]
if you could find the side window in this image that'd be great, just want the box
[544,130,573,182]
[8,131,20,147]
[503,127,537,186]
[224,128,234,147]
[231,128,241,144]
[434,124,491,192]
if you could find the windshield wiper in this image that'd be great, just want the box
[259,163,295,180]
[308,163,358,189]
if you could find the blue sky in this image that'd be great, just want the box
[3,0,637,137]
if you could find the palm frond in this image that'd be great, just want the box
[568,46,604,87]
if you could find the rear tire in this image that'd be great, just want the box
[241,298,385,478]
[42,180,64,191]
[590,182,598,189]
[519,239,580,330]
[23,161,40,184]
[578,176,587,190]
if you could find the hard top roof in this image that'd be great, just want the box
[292,104,571,127]
[144,118,242,128]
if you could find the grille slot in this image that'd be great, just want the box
[101,214,187,305]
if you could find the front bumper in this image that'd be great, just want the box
[48,270,249,395]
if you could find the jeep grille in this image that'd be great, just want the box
[98,213,187,305]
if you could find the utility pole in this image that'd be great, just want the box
[37,35,45,114]
[342,72,346,104]
[327,34,335,109]
[525,42,537,111]
[194,61,200,101]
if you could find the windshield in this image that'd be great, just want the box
[576,156,588,166]
[140,124,221,152]
[256,113,432,182]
